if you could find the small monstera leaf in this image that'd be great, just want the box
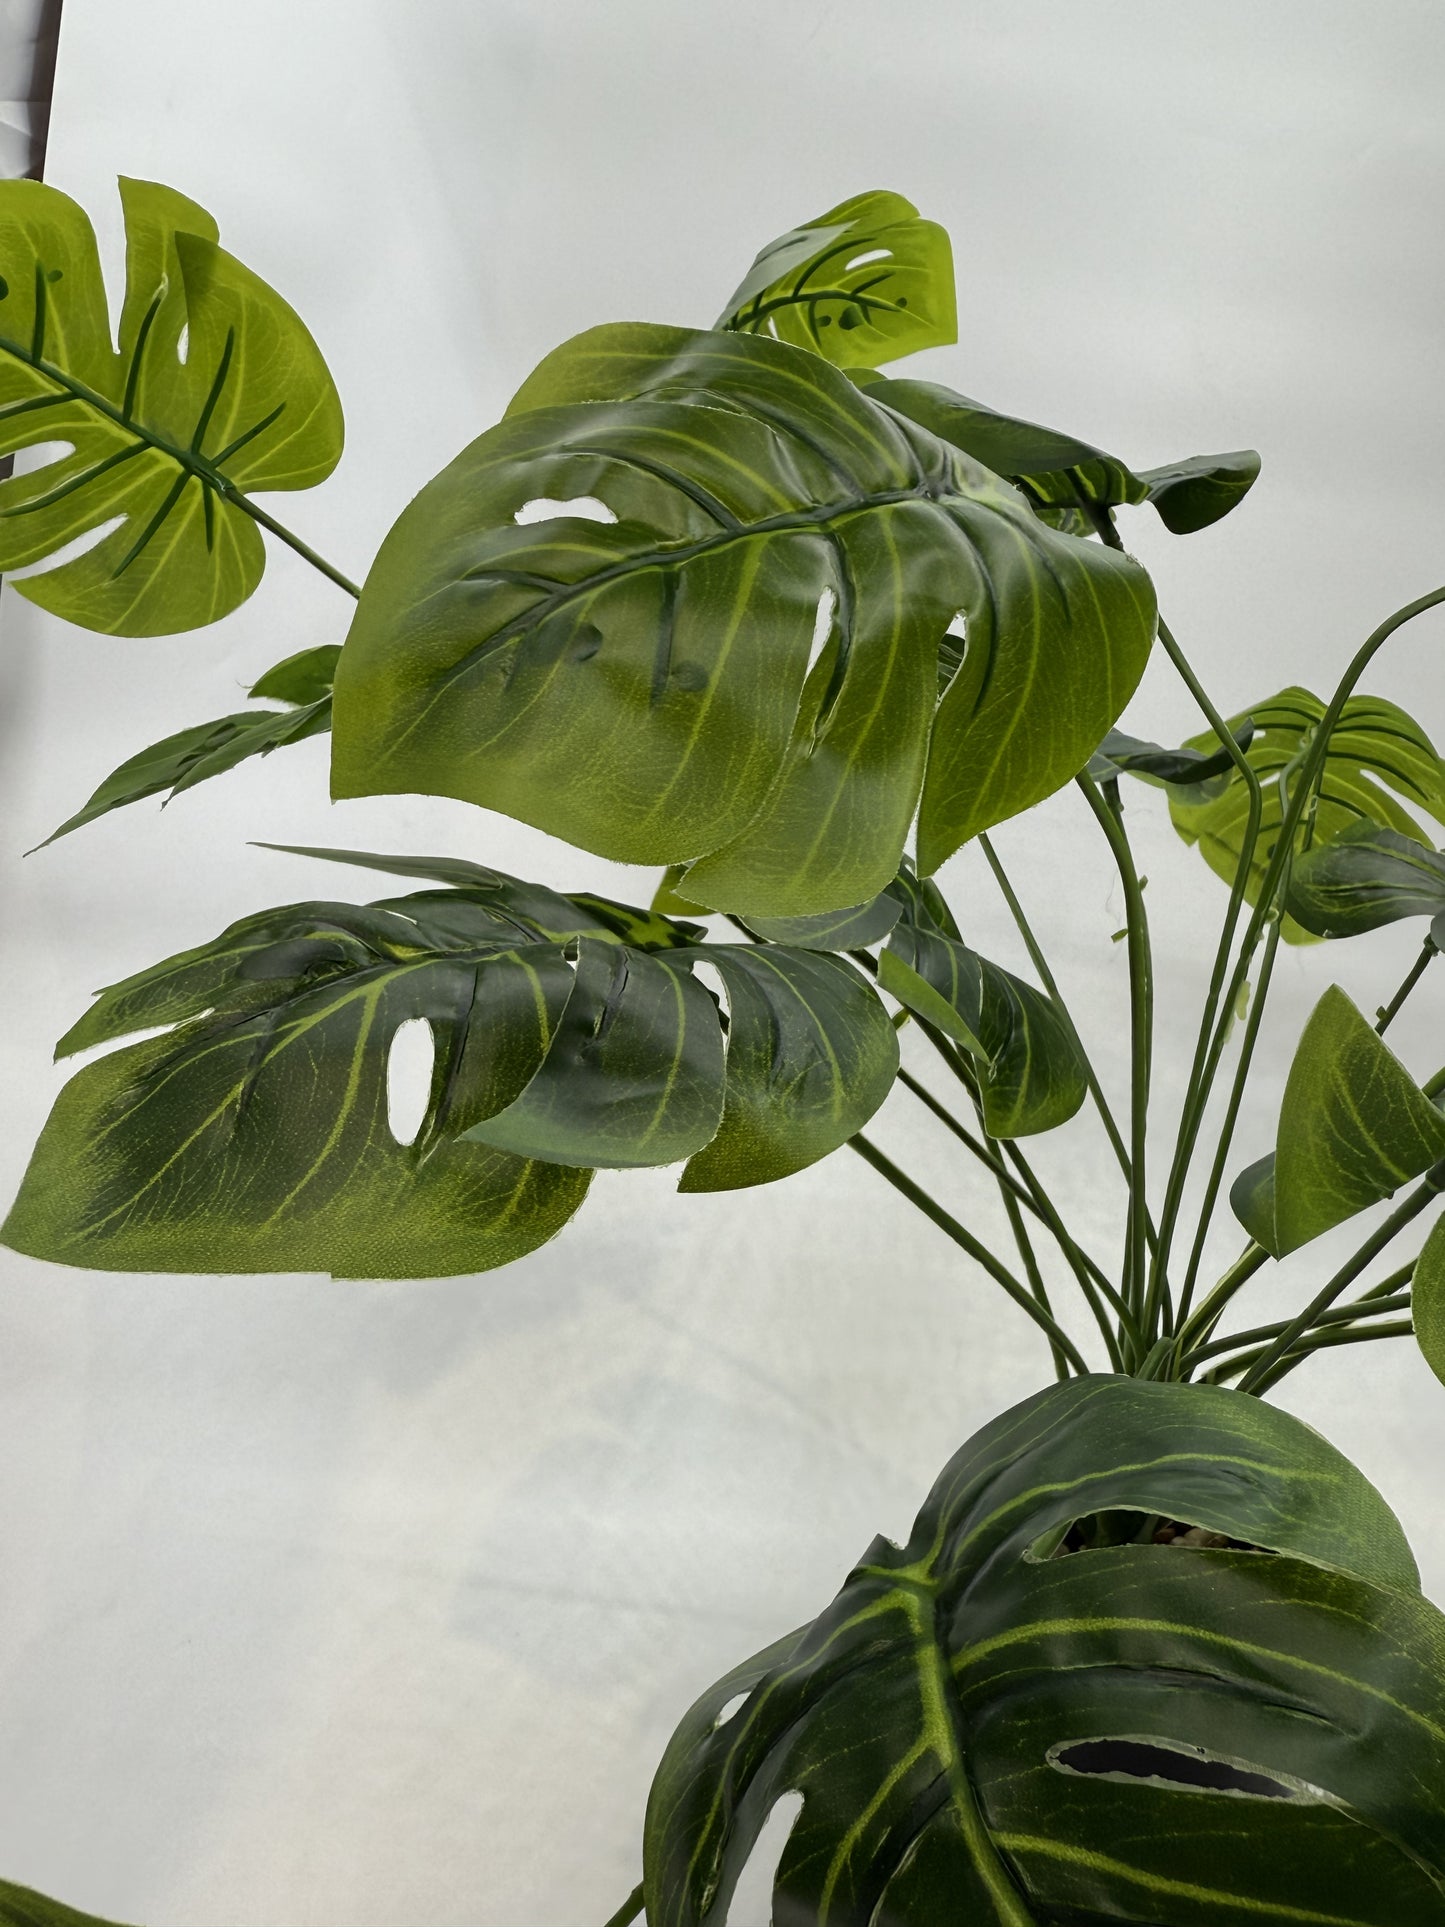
[36,644,340,846]
[1230,986,1445,1257]
[878,873,1086,1138]
[0,1880,135,1927]
[1287,820,1445,938]
[0,177,342,635]
[333,325,1155,918]
[1,850,899,1276]
[1163,687,1445,943]
[852,373,1260,536]
[715,190,956,369]
[645,1376,1445,1927]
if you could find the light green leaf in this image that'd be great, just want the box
[651,864,712,919]
[35,644,340,846]
[334,324,1154,917]
[1287,820,1445,938]
[0,176,342,635]
[645,1376,1443,1926]
[879,878,1086,1138]
[678,945,898,1191]
[1411,1214,1445,1389]
[0,1879,136,1927]
[1233,986,1445,1256]
[854,373,1260,535]
[1166,687,1445,943]
[715,189,956,369]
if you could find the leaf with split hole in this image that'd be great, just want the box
[0,856,902,1274]
[878,875,1086,1138]
[0,177,342,635]
[716,190,956,369]
[35,644,341,846]
[334,324,1154,918]
[0,1878,136,1927]
[1230,985,1445,1256]
[645,1375,1445,1926]
[1287,820,1445,938]
[851,373,1260,536]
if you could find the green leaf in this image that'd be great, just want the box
[715,190,956,369]
[645,1375,1444,1926]
[1411,1214,1445,1388]
[878,877,1086,1138]
[0,177,342,635]
[0,1879,136,1927]
[333,325,1155,917]
[1165,686,1445,944]
[651,864,712,919]
[1287,820,1445,938]
[677,946,899,1191]
[853,374,1260,535]
[1232,986,1445,1256]
[1087,722,1255,787]
[742,879,905,951]
[35,644,341,846]
[1,859,901,1275]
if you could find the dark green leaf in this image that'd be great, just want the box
[645,1375,1443,1926]
[1411,1214,1445,1389]
[743,880,905,950]
[879,878,1085,1138]
[854,374,1260,536]
[1087,722,1254,786]
[716,190,956,369]
[333,324,1154,917]
[1287,820,1445,937]
[36,644,341,846]
[0,177,342,635]
[678,946,898,1190]
[1166,686,1445,944]
[1233,986,1445,1256]
[0,1879,136,1927]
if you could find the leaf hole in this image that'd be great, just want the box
[689,959,731,1053]
[1032,1509,1267,1560]
[844,248,892,272]
[806,587,838,683]
[513,495,617,527]
[386,1017,435,1148]
[176,321,190,365]
[1049,1737,1311,1803]
[936,611,969,700]
[712,1691,749,1730]
[725,1789,803,1925]
[13,438,75,473]
[6,513,126,581]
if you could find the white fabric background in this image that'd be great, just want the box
[2,3,1445,1921]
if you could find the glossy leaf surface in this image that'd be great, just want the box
[645,1376,1444,1926]
[854,373,1259,535]
[1287,819,1445,937]
[333,325,1154,916]
[879,876,1085,1137]
[2,855,900,1274]
[37,644,340,845]
[1231,986,1445,1255]
[0,177,342,635]
[715,190,956,369]
[1166,687,1445,943]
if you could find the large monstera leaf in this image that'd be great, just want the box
[1161,687,1445,942]
[332,325,1156,918]
[0,177,342,635]
[715,190,957,369]
[0,851,898,1277]
[852,373,1260,536]
[645,1376,1445,1926]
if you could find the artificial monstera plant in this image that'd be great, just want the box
[5,175,1445,1926]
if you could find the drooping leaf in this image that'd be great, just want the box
[1287,819,1445,938]
[852,373,1260,535]
[1,857,902,1275]
[715,190,956,369]
[1231,986,1445,1256]
[1165,687,1445,943]
[645,1375,1445,1926]
[1411,1214,1445,1389]
[35,645,341,846]
[1087,721,1255,786]
[878,876,1086,1138]
[743,879,906,951]
[0,177,343,635]
[333,324,1155,917]
[0,1879,136,1927]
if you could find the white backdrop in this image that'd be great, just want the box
[3,4,1445,1922]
